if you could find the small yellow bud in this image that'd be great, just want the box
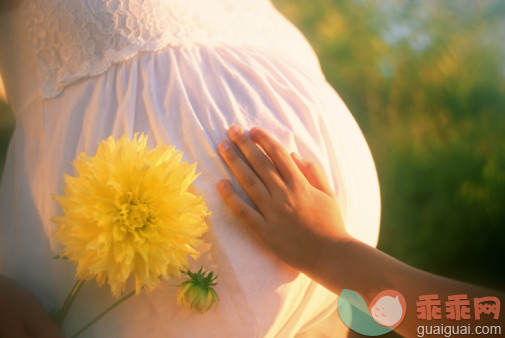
[176,267,219,314]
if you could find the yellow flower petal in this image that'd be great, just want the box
[53,133,210,298]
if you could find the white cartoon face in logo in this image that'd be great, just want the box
[368,290,407,328]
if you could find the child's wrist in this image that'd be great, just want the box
[305,234,356,282]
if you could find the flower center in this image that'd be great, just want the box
[117,200,153,232]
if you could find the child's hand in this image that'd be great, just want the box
[217,126,349,273]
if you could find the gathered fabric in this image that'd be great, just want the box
[10,0,321,99]
[0,1,380,337]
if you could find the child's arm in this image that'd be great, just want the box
[217,125,504,337]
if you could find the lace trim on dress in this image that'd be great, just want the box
[12,0,292,99]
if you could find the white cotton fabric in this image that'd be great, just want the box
[0,0,381,337]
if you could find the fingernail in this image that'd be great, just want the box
[250,127,262,140]
[229,125,241,135]
[219,141,230,152]
[217,179,228,190]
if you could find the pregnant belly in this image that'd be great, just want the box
[0,45,379,337]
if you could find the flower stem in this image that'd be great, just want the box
[56,279,86,327]
[70,290,135,338]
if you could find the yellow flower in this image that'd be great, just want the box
[53,133,210,298]
[177,267,219,314]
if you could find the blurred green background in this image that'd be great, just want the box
[1,0,504,291]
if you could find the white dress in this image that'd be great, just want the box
[0,0,381,337]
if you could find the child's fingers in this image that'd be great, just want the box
[249,127,305,184]
[218,140,271,208]
[290,153,335,197]
[227,126,285,190]
[217,179,267,235]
